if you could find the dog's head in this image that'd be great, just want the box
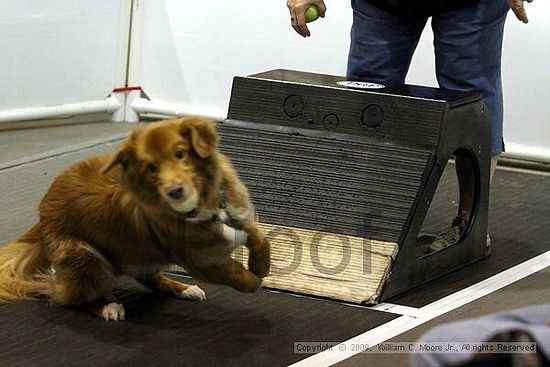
[102,117,222,221]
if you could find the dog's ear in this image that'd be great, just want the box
[180,117,218,158]
[100,130,141,174]
[100,144,134,175]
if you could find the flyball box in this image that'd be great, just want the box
[218,69,491,304]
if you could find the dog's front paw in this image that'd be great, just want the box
[100,302,126,322]
[248,244,271,279]
[177,285,206,301]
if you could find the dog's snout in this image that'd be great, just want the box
[166,185,184,200]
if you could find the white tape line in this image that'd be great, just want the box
[289,250,550,367]
[368,303,424,318]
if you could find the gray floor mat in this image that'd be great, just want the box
[1,127,549,367]
[0,121,135,167]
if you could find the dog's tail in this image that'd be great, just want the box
[0,224,50,302]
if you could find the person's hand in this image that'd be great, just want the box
[508,0,533,24]
[287,0,327,37]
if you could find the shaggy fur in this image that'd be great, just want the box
[0,117,270,320]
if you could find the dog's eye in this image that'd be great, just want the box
[175,150,185,160]
[147,163,158,173]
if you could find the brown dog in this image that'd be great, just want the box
[0,117,270,320]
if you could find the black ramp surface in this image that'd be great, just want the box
[0,276,396,367]
[219,120,431,243]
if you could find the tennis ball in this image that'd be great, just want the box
[305,5,320,23]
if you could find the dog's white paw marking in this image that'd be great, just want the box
[101,303,125,321]
[178,285,206,301]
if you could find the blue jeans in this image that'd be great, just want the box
[347,0,509,156]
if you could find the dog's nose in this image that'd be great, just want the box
[166,185,184,200]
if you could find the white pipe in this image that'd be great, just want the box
[0,96,121,123]
[503,143,550,163]
[131,97,227,122]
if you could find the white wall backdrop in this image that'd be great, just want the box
[0,0,127,111]
[138,0,352,118]
[137,0,549,160]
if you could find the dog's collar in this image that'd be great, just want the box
[147,184,233,256]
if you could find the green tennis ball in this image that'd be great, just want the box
[305,5,320,23]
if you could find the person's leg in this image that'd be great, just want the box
[433,0,508,158]
[455,155,498,214]
[429,0,508,250]
[346,0,427,83]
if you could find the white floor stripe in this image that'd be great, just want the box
[289,250,550,367]
[368,303,423,318]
